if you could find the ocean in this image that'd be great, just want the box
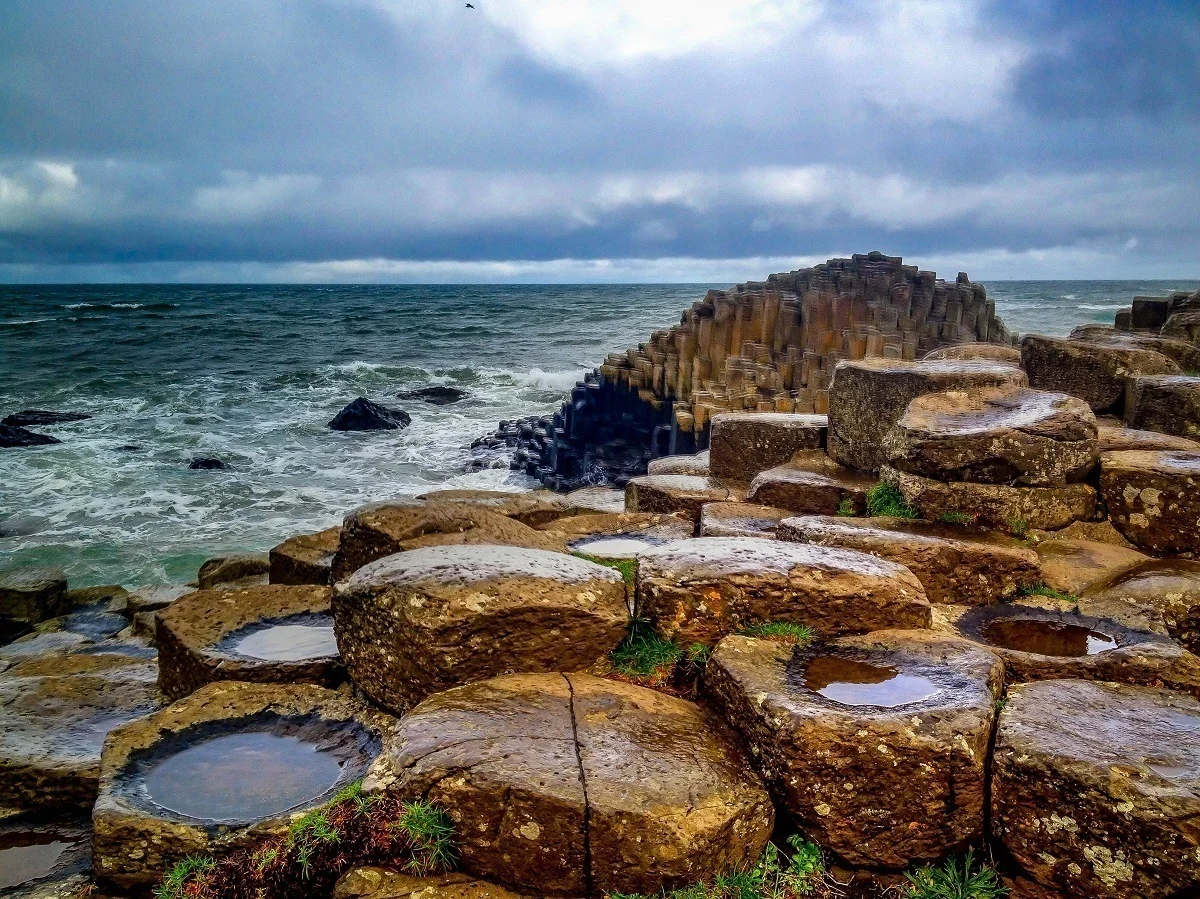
[1,280,1193,587]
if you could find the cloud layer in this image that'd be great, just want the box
[1,0,1197,281]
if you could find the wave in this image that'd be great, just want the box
[1,318,51,326]
[518,367,589,391]
[62,302,178,310]
[1060,294,1078,300]
[1078,303,1126,311]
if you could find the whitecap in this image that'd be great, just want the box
[1060,294,1077,300]
[519,367,589,391]
[1,318,51,326]
[1078,303,1127,310]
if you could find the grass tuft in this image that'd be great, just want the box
[154,856,214,899]
[397,799,456,875]
[737,621,815,646]
[1006,518,1030,540]
[936,511,976,526]
[866,482,918,519]
[1019,583,1078,604]
[902,849,1008,899]
[836,499,857,517]
[575,553,637,589]
[610,619,684,685]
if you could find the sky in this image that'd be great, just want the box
[0,0,1198,283]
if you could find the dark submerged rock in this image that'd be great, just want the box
[0,425,60,448]
[1,411,91,427]
[188,457,227,470]
[329,397,412,431]
[398,386,468,405]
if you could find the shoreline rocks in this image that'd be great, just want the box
[329,398,412,432]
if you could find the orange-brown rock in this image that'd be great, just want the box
[1035,539,1149,596]
[1099,449,1200,553]
[1079,559,1200,651]
[646,450,709,476]
[624,475,745,526]
[269,526,341,585]
[334,869,528,899]
[922,343,1022,365]
[746,450,876,514]
[1020,334,1180,414]
[708,413,827,481]
[1097,423,1200,453]
[1124,374,1200,439]
[699,502,790,538]
[196,553,270,589]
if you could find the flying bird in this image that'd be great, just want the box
[465,3,474,7]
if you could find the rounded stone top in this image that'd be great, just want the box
[344,544,623,592]
[710,412,829,428]
[1129,373,1200,388]
[638,536,907,580]
[780,514,1024,550]
[898,386,1095,439]
[836,357,1025,379]
[922,343,1023,365]
[1101,449,1200,475]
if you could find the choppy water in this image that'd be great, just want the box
[1,280,1192,586]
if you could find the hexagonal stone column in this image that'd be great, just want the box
[156,584,342,700]
[1020,335,1179,414]
[1125,374,1200,439]
[1098,423,1200,453]
[1079,559,1200,652]
[646,450,709,476]
[637,537,930,645]
[372,673,773,897]
[0,568,69,626]
[827,358,1026,472]
[624,474,745,526]
[708,413,827,481]
[705,631,1003,869]
[1100,450,1200,553]
[700,502,790,538]
[993,680,1200,898]
[334,546,628,712]
[269,525,341,585]
[746,450,876,515]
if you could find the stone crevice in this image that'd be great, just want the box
[562,673,594,899]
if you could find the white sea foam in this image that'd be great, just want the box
[1,318,51,326]
[1078,303,1127,310]
[518,367,589,391]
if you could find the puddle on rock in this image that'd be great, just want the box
[142,731,346,821]
[802,656,942,707]
[233,624,338,662]
[571,535,665,558]
[0,834,76,890]
[981,618,1117,656]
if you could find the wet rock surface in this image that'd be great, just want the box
[992,679,1200,898]
[196,553,270,589]
[705,631,1003,869]
[637,536,930,645]
[1099,449,1200,553]
[1124,374,1200,438]
[646,450,709,476]
[699,502,791,538]
[334,545,628,712]
[708,413,827,481]
[883,387,1098,486]
[1,411,91,428]
[922,343,1022,365]
[778,515,1040,605]
[157,584,340,700]
[624,474,745,525]
[398,386,468,406]
[374,673,773,897]
[884,466,1097,530]
[1034,539,1149,596]
[0,652,162,813]
[544,511,692,566]
[827,358,1027,472]
[1079,559,1200,651]
[0,568,69,625]
[1097,423,1200,452]
[92,681,384,891]
[269,525,342,585]
[329,397,412,431]
[1020,335,1180,414]
[746,450,876,514]
[188,457,227,470]
[334,868,528,899]
[0,818,91,897]
[0,424,61,448]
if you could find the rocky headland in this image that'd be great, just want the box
[3,253,1200,899]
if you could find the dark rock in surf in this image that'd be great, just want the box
[2,410,91,427]
[329,397,412,432]
[0,424,60,448]
[188,457,228,470]
[399,386,468,406]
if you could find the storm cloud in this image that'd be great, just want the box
[1,0,1197,281]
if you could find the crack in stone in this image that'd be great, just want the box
[563,673,594,899]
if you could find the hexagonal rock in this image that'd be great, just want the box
[883,467,1097,531]
[992,680,1200,898]
[1079,560,1200,652]
[883,387,1098,486]
[1019,335,1180,414]
[330,502,569,581]
[778,515,1039,605]
[952,603,1200,696]
[624,475,745,525]
[539,511,693,548]
[334,868,528,899]
[1099,450,1200,553]
[1067,326,1200,373]
[371,673,773,897]
[1163,308,1200,344]
[746,450,876,515]
[827,358,1027,473]
[417,489,601,529]
[334,545,628,712]
[1035,539,1149,596]
[1124,374,1200,439]
[269,525,341,585]
[563,486,626,514]
[92,681,385,892]
[646,450,710,476]
[699,502,790,538]
[0,568,69,625]
[196,553,270,589]
[156,584,341,701]
[636,537,930,645]
[0,653,163,813]
[704,631,1003,870]
[922,343,1023,365]
[1098,423,1200,453]
[708,413,827,481]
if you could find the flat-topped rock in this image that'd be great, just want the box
[992,680,1200,898]
[746,450,876,515]
[334,869,527,899]
[636,536,930,645]
[334,545,628,712]
[1163,308,1200,344]
[1098,423,1200,452]
[372,673,773,897]
[269,526,341,585]
[1035,539,1149,596]
[196,553,270,590]
[884,467,1097,530]
[1020,334,1180,413]
[1099,449,1200,552]
[708,413,827,481]
[331,502,568,581]
[951,603,1200,696]
[1079,560,1200,651]
[624,475,745,525]
[0,569,69,625]
[646,450,710,476]
[827,357,1027,472]
[0,653,162,813]
[416,489,594,529]
[125,584,192,615]
[563,486,626,514]
[778,515,1039,605]
[156,584,341,700]
[92,681,385,891]
[699,502,790,538]
[1067,326,1200,372]
[922,343,1023,365]
[884,387,1098,486]
[705,631,1003,869]
[1124,374,1200,439]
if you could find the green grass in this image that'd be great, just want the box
[611,619,684,680]
[737,621,815,646]
[866,482,918,519]
[397,799,456,875]
[836,499,857,517]
[1006,518,1030,539]
[902,850,1008,899]
[1019,583,1078,604]
[936,512,975,525]
[155,855,215,899]
[575,553,637,589]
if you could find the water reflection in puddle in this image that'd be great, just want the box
[0,835,75,890]
[981,619,1117,656]
[233,625,338,662]
[143,731,345,821]
[803,656,942,707]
